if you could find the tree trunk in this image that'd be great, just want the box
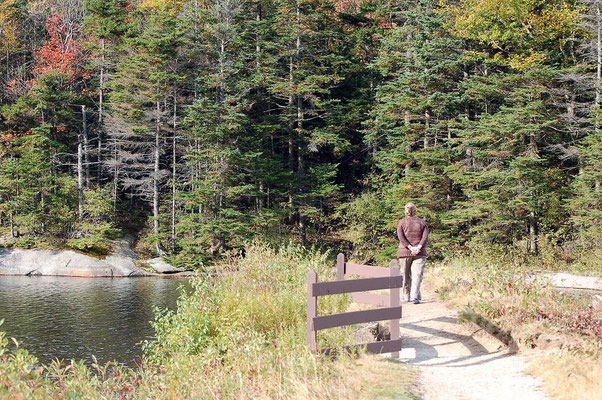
[594,1,602,123]
[196,139,202,215]
[172,91,177,252]
[99,40,105,125]
[41,191,45,233]
[77,140,84,222]
[424,110,430,148]
[98,40,105,186]
[193,0,199,99]
[81,105,89,187]
[218,28,226,104]
[154,98,161,255]
[258,181,264,210]
[297,100,305,241]
[529,211,538,254]
[288,55,295,219]
[296,2,305,242]
[97,135,102,187]
[112,140,118,211]
[567,93,575,121]
[256,0,262,68]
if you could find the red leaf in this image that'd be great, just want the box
[33,12,84,82]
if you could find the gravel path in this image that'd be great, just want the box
[395,289,550,400]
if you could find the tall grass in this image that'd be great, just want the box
[429,256,601,349]
[426,253,601,400]
[0,242,416,399]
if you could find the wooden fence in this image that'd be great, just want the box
[306,253,401,358]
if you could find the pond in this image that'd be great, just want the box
[0,276,191,367]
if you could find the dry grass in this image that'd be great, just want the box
[526,352,602,400]
[130,348,417,400]
[425,257,601,349]
[281,355,417,400]
[425,254,601,400]
[357,357,418,400]
[0,243,419,399]
[251,355,417,400]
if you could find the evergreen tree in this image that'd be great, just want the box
[83,0,132,184]
[108,0,185,254]
[176,0,259,262]
[359,0,464,256]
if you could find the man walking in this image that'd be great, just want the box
[397,202,429,304]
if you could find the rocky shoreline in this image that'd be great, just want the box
[0,237,192,277]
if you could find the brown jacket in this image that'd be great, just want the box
[397,216,429,258]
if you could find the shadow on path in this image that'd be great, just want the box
[398,305,508,366]
[392,291,549,400]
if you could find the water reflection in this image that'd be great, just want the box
[0,276,191,367]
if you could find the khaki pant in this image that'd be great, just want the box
[398,256,426,302]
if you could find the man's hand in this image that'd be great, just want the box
[408,244,422,256]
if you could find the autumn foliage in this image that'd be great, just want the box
[33,11,84,82]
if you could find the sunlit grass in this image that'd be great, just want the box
[425,253,601,400]
[0,242,418,399]
[526,351,602,400]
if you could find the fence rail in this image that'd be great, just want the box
[306,253,401,357]
[312,275,402,297]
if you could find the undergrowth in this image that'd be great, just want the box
[426,253,601,400]
[0,242,417,399]
[429,256,601,349]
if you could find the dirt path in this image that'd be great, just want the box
[396,289,550,400]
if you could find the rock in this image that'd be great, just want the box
[0,235,197,277]
[25,269,42,276]
[352,322,390,344]
[142,257,189,274]
[542,273,602,291]
[0,236,155,277]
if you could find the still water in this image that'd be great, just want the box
[0,276,191,367]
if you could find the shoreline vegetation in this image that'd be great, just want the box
[0,243,418,399]
[0,242,599,399]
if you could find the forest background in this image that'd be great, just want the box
[0,0,600,271]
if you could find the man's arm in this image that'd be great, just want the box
[418,221,429,250]
[397,220,411,248]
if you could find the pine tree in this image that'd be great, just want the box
[264,0,350,240]
[361,0,464,255]
[176,0,259,261]
[440,0,582,253]
[83,0,131,184]
[108,0,185,254]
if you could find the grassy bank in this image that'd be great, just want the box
[425,254,601,400]
[0,243,417,399]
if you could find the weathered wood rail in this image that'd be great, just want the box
[307,253,401,357]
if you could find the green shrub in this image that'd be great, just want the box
[66,237,113,257]
[0,243,412,399]
[143,242,349,363]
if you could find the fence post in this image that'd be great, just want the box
[336,253,345,281]
[307,270,318,352]
[389,259,400,358]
